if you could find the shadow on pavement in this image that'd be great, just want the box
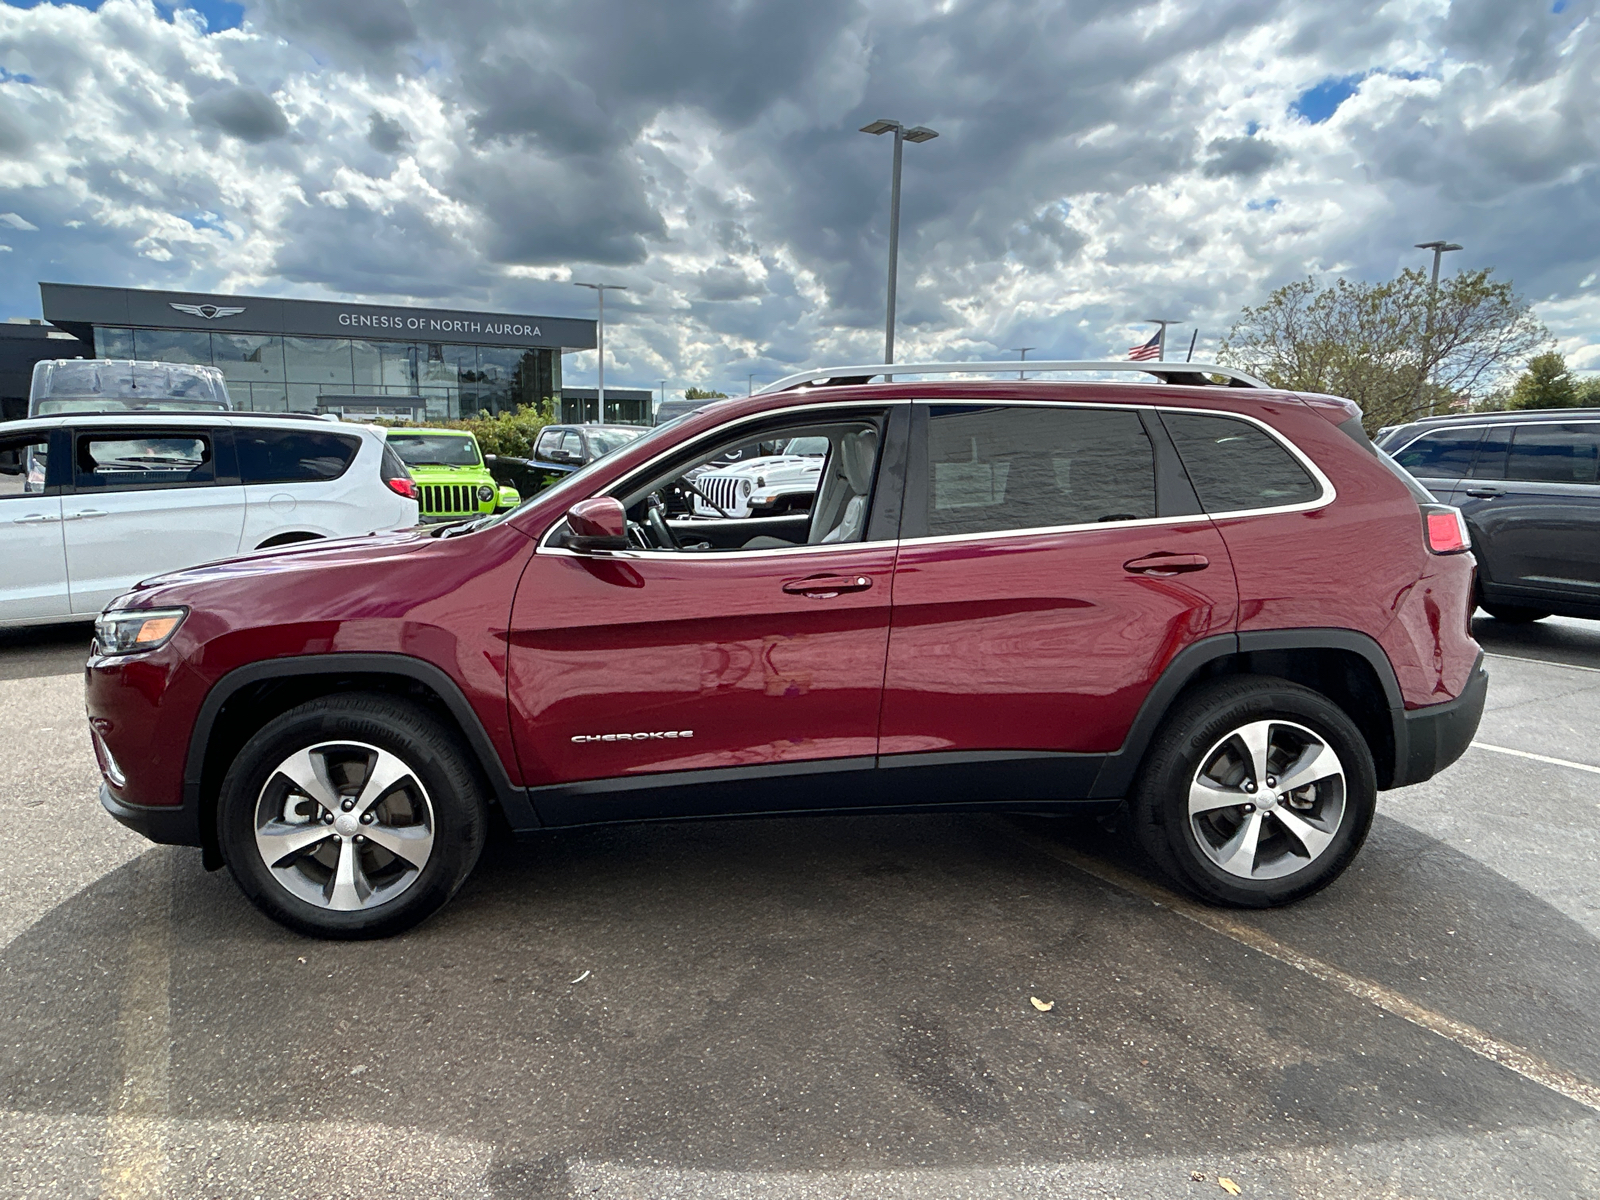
[1472,613,1600,671]
[0,620,92,683]
[0,813,1595,1191]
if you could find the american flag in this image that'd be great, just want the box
[1128,331,1161,361]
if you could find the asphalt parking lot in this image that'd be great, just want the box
[1,616,1597,1199]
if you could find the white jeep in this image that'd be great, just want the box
[689,436,828,518]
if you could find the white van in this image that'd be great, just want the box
[0,413,418,625]
[29,359,232,418]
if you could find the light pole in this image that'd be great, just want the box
[658,379,666,422]
[1143,319,1182,359]
[1414,241,1462,415]
[573,281,626,423]
[1009,347,1034,379]
[860,119,939,368]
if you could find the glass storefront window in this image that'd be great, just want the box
[134,329,214,365]
[212,334,286,384]
[284,337,354,385]
[236,384,287,412]
[94,327,135,359]
[352,340,420,392]
[286,383,327,412]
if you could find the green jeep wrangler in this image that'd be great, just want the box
[384,428,520,523]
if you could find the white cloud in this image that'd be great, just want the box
[0,212,37,230]
[0,0,1595,394]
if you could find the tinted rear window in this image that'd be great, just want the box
[237,428,361,484]
[925,405,1156,536]
[1505,423,1600,484]
[1162,413,1321,512]
[1391,428,1483,480]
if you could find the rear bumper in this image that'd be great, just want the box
[101,784,201,848]
[1389,653,1488,788]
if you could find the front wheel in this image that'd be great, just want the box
[1131,676,1376,907]
[217,694,488,938]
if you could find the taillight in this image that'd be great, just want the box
[1422,504,1470,554]
[387,476,418,499]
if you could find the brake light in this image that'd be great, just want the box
[1422,505,1470,554]
[387,476,418,499]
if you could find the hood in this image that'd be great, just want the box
[122,526,439,600]
[703,454,823,481]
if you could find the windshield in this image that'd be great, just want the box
[589,428,644,457]
[387,434,481,466]
[782,437,829,456]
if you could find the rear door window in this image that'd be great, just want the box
[237,428,361,484]
[1505,424,1600,484]
[74,432,215,490]
[1391,428,1483,480]
[923,405,1156,537]
[1161,413,1321,512]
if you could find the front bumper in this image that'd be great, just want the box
[1389,653,1489,788]
[101,783,202,848]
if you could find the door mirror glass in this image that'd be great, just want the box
[566,497,628,552]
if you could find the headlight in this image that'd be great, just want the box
[741,479,753,497]
[94,608,189,655]
[477,484,495,503]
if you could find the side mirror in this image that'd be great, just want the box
[566,497,628,553]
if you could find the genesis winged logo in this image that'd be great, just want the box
[169,302,245,320]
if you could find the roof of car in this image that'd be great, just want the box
[543,424,648,435]
[0,412,381,437]
[1386,408,1600,432]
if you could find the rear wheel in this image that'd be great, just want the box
[1131,676,1376,907]
[1480,602,1550,623]
[217,694,487,938]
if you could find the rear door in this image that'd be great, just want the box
[878,401,1237,786]
[0,428,70,622]
[235,426,366,547]
[62,425,246,614]
[1458,421,1600,606]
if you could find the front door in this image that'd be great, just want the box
[62,426,246,614]
[879,402,1238,780]
[508,406,903,823]
[0,429,70,623]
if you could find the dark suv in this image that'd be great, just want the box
[1377,409,1600,622]
[87,362,1487,938]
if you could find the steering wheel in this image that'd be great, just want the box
[645,492,679,550]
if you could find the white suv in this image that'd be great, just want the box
[0,413,418,625]
[689,436,828,518]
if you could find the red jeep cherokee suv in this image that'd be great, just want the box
[86,362,1487,938]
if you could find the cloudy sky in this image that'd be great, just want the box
[1,0,1596,394]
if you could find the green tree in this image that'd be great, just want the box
[684,387,729,400]
[1220,268,1549,432]
[1507,352,1581,409]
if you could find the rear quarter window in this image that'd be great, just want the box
[237,428,362,484]
[1161,412,1321,513]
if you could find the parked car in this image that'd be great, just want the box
[383,428,518,522]
[0,412,417,625]
[1377,408,1600,622]
[30,358,231,417]
[688,435,828,518]
[653,398,711,426]
[87,360,1485,938]
[530,423,646,475]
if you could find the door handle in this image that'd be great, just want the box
[1123,553,1210,576]
[782,574,873,598]
[11,513,59,524]
[63,510,109,521]
[1463,487,1503,499]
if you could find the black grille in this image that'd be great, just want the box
[420,483,477,514]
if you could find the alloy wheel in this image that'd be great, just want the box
[253,741,435,911]
[1187,719,1346,881]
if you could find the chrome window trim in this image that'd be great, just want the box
[534,396,1334,560]
[534,398,906,555]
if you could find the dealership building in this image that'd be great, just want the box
[5,283,649,425]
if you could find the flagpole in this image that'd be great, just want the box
[1143,318,1181,359]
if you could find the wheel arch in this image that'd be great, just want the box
[1091,629,1407,799]
[186,654,537,868]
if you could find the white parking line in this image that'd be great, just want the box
[999,820,1600,1116]
[1471,742,1600,776]
[1485,651,1600,675]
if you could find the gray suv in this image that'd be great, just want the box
[1377,409,1600,622]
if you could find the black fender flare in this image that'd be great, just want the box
[1089,628,1412,798]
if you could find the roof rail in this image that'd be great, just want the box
[757,360,1271,393]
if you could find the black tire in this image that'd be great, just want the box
[1130,675,1376,908]
[217,693,488,938]
[1480,602,1551,624]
